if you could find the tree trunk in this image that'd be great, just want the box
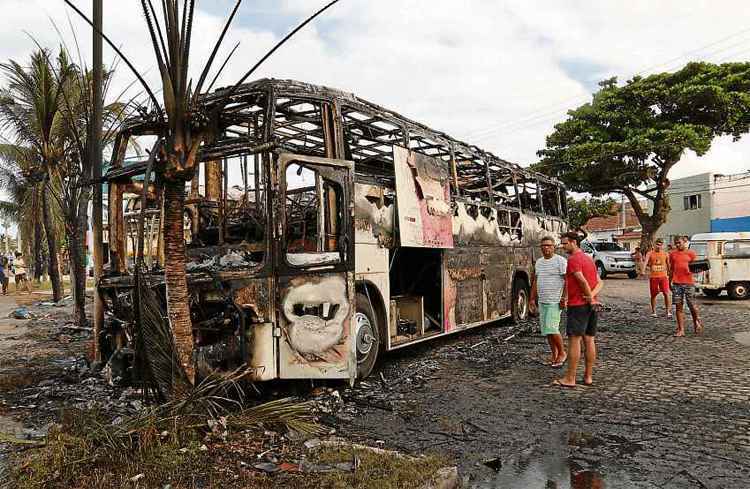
[163,179,195,383]
[33,220,44,283]
[67,195,89,327]
[41,190,63,302]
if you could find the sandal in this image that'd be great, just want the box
[551,355,567,367]
[550,379,576,388]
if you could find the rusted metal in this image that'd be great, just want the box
[97,78,567,384]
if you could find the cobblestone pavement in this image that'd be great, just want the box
[336,278,750,488]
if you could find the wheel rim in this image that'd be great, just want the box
[597,264,604,277]
[516,289,528,319]
[355,312,375,364]
[735,285,747,297]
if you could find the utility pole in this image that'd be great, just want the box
[91,0,104,363]
[620,194,626,230]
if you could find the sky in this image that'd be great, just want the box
[1,0,750,183]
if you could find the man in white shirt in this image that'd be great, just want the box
[529,236,567,367]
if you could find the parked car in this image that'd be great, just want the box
[690,232,750,299]
[581,240,637,279]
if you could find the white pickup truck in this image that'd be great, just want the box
[581,240,637,279]
[690,232,750,299]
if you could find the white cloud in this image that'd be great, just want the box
[0,0,748,180]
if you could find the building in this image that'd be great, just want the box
[652,171,750,243]
[584,201,641,248]
[710,172,750,231]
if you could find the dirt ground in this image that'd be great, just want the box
[332,277,750,489]
[1,280,749,488]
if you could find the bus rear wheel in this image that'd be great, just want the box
[511,277,530,323]
[355,292,380,379]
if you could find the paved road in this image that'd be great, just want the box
[338,277,750,489]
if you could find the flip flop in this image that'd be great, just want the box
[583,381,594,387]
[550,379,576,388]
[551,355,567,367]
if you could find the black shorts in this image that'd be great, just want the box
[566,304,598,337]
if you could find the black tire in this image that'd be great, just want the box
[596,262,608,279]
[627,271,638,279]
[511,277,530,323]
[727,282,750,300]
[355,292,380,379]
[702,289,721,298]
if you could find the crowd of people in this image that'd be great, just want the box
[530,232,703,388]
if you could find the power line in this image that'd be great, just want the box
[462,26,750,142]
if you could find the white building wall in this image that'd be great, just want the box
[710,172,750,232]
[652,173,712,242]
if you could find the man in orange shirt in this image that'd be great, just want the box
[669,236,703,337]
[645,239,671,318]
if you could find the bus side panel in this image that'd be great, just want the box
[444,248,484,330]
[481,246,514,320]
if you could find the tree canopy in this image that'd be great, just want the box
[567,196,616,230]
[536,62,750,246]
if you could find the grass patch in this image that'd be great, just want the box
[8,411,451,489]
[293,445,450,489]
[9,409,211,489]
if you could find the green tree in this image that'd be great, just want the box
[567,196,616,230]
[56,60,127,328]
[537,62,750,249]
[0,49,73,301]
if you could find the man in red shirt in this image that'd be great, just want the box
[669,236,703,336]
[553,231,603,388]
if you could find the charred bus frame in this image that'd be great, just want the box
[98,78,567,383]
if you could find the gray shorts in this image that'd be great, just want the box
[672,284,695,307]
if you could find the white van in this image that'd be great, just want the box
[690,232,750,299]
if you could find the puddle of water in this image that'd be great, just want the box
[472,431,638,489]
[733,331,750,347]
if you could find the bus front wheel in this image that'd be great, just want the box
[511,277,530,323]
[728,282,749,300]
[355,292,380,379]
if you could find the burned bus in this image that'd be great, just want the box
[99,79,567,383]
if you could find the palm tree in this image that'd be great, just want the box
[65,0,340,388]
[0,143,54,284]
[0,49,72,302]
[55,55,129,328]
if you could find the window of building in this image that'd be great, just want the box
[683,194,702,210]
